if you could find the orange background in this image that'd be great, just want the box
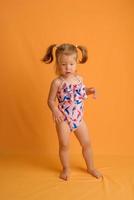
[0,0,134,156]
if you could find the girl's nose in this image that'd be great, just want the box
[66,65,71,69]
[65,67,69,71]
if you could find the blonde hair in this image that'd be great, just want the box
[41,43,88,75]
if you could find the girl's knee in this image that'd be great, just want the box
[82,141,91,150]
[59,143,70,151]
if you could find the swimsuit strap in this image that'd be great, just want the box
[59,75,81,85]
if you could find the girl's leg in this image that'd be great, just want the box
[74,119,103,179]
[55,120,71,181]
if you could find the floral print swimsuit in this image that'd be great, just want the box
[56,75,88,132]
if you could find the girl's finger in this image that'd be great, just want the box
[90,87,95,90]
[57,117,60,123]
[60,116,64,122]
[55,119,59,124]
[59,118,62,122]
[93,93,97,99]
[60,116,64,121]
[52,116,55,122]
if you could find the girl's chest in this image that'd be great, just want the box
[57,82,87,102]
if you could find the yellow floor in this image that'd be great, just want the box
[1,154,134,200]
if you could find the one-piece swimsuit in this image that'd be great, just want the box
[56,75,88,132]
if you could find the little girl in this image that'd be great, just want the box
[42,43,103,181]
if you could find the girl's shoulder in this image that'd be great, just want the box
[51,76,62,87]
[76,74,83,83]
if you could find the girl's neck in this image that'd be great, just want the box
[59,73,80,85]
[60,72,78,80]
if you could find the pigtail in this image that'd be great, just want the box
[41,44,57,64]
[77,45,88,63]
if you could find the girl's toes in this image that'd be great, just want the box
[59,169,70,181]
[87,168,103,179]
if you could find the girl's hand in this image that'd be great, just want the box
[86,87,97,99]
[52,107,65,123]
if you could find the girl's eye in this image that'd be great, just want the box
[61,63,74,66]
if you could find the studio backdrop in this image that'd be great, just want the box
[0,0,133,156]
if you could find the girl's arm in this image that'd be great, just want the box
[47,79,60,112]
[77,75,96,97]
[47,79,65,123]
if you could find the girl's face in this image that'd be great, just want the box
[58,54,77,77]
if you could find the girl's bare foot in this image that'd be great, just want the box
[59,168,70,181]
[87,168,103,179]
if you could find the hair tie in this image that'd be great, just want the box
[55,44,59,49]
